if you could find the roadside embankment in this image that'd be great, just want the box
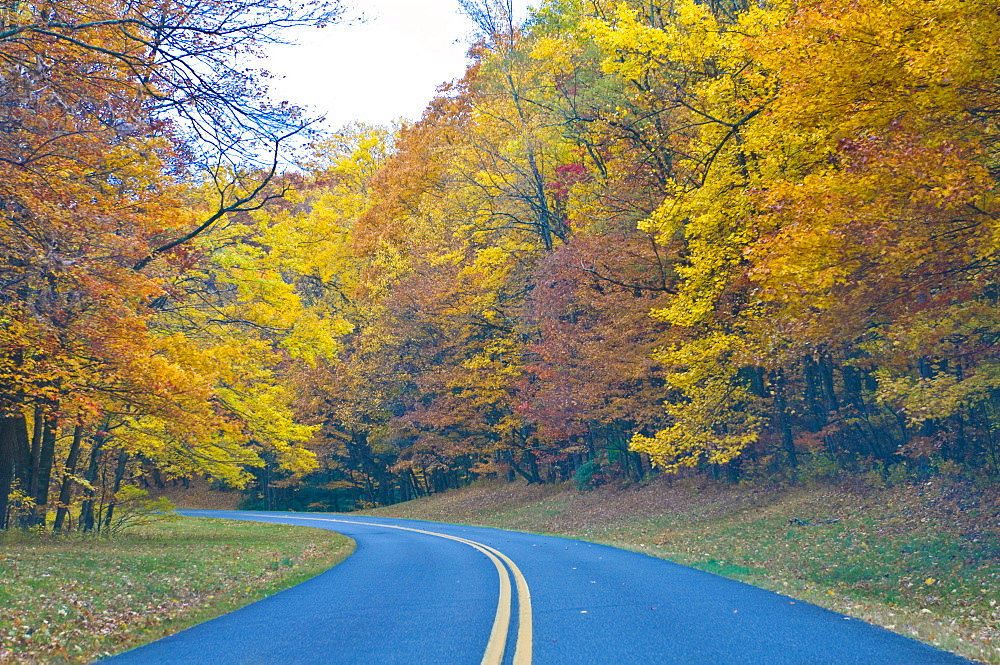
[0,517,353,664]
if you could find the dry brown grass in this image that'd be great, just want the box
[144,477,241,510]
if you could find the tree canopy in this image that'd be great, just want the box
[3,0,999,524]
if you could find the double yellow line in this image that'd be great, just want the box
[238,514,533,665]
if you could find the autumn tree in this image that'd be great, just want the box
[0,0,344,527]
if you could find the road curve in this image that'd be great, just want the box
[101,510,970,664]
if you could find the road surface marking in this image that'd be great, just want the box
[234,513,532,665]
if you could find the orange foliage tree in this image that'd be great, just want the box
[0,0,343,528]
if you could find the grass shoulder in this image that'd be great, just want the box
[0,516,354,664]
[362,476,999,664]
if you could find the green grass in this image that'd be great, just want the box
[363,476,1000,663]
[0,517,354,664]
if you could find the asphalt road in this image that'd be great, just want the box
[100,510,971,664]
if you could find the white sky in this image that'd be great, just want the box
[262,0,532,131]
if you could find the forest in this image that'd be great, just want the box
[1,0,999,527]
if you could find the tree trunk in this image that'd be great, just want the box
[261,461,273,511]
[408,468,425,498]
[0,415,20,529]
[102,450,129,530]
[12,410,30,496]
[376,467,392,506]
[54,424,85,531]
[803,355,827,431]
[819,354,840,412]
[772,379,798,470]
[24,406,43,526]
[79,436,106,532]
[505,451,536,483]
[31,413,58,527]
[525,451,541,484]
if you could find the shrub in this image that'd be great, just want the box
[104,485,180,535]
